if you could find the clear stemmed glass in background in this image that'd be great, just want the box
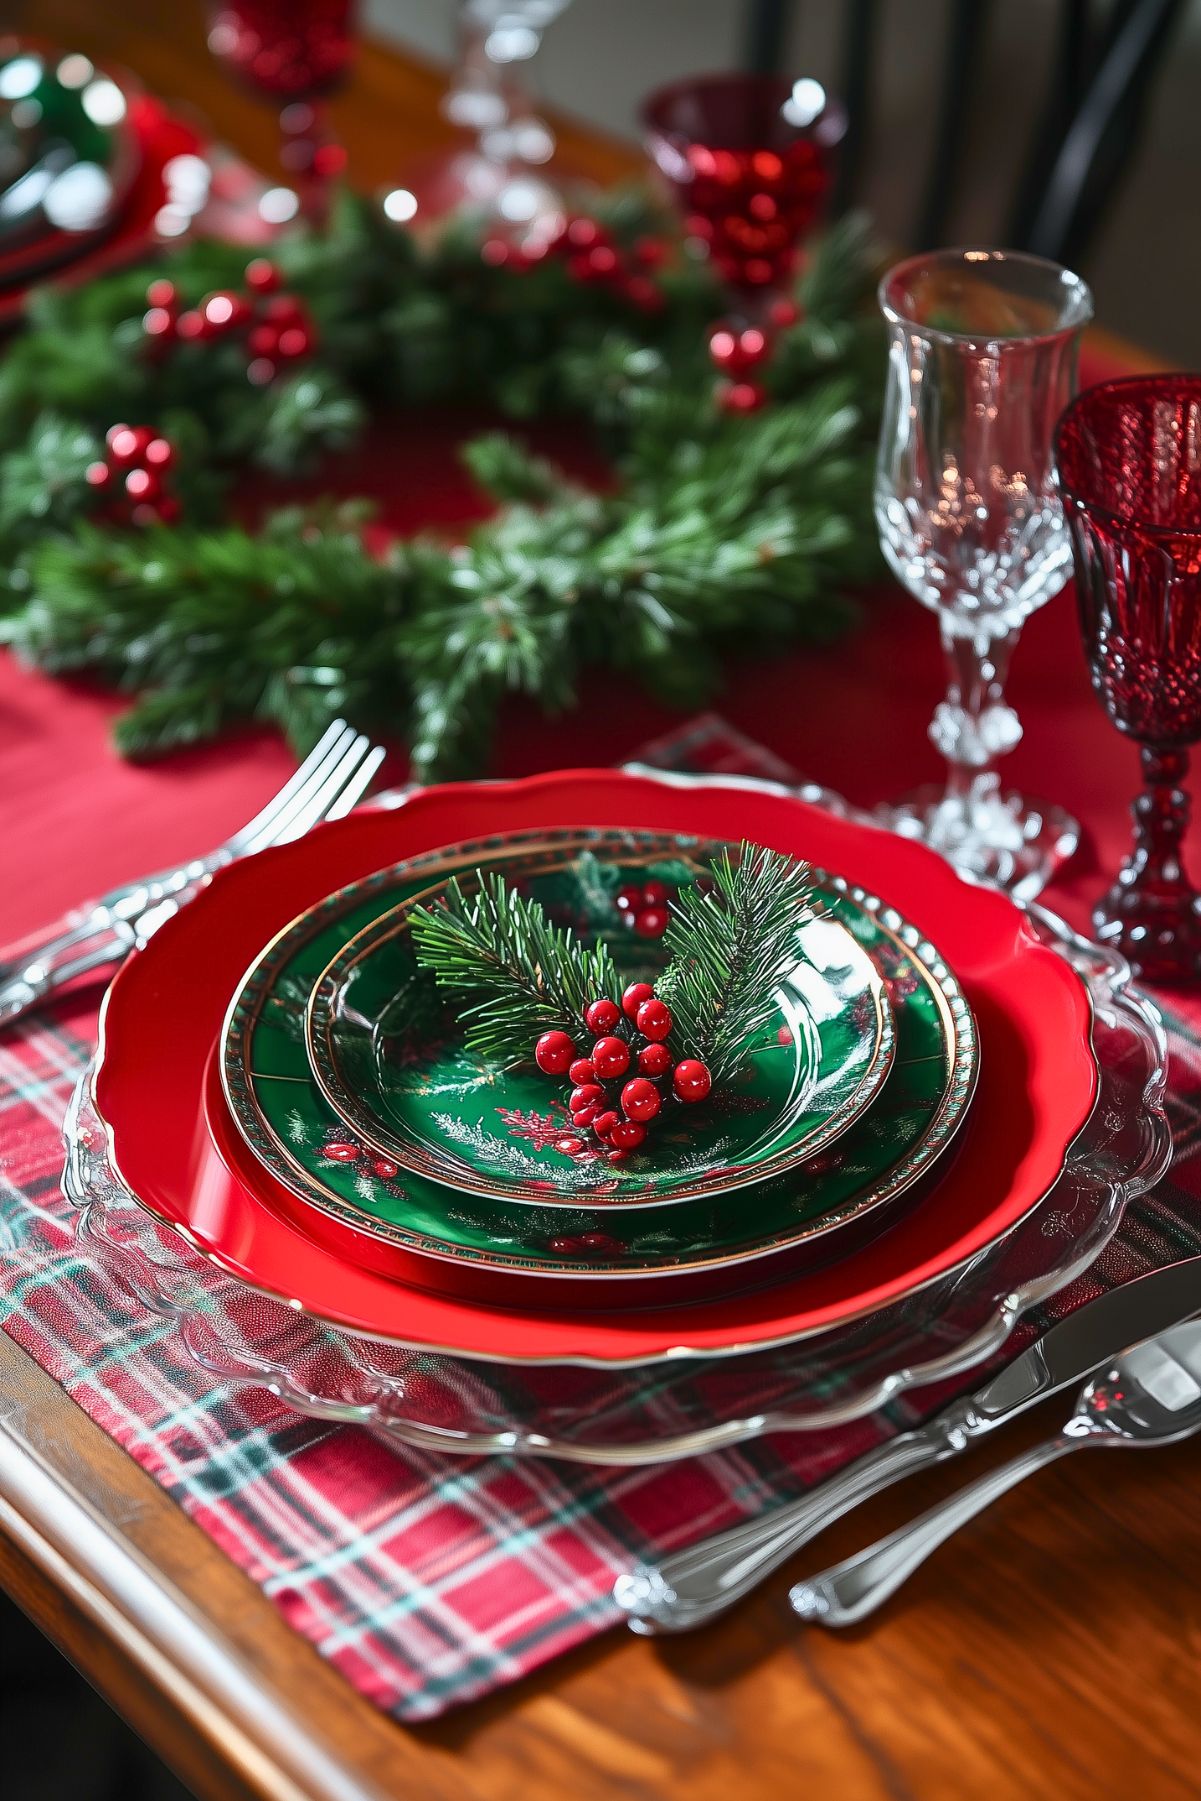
[874,248,1094,898]
[400,0,572,236]
[206,0,358,227]
[1056,375,1201,982]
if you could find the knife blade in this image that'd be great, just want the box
[616,1255,1201,1633]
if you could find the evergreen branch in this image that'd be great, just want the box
[408,872,621,1068]
[657,846,817,1081]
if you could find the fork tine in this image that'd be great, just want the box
[224,719,353,855]
[231,724,361,855]
[321,744,387,821]
[248,731,379,850]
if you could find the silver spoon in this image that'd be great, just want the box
[790,1320,1201,1628]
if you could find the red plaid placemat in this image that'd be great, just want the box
[0,716,1198,1722]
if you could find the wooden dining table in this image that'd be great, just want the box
[4,4,1200,1798]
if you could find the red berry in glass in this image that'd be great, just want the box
[584,997,621,1035]
[591,1035,631,1079]
[534,1029,575,1074]
[622,980,655,1020]
[637,1041,672,1078]
[609,1119,646,1150]
[567,1057,596,1085]
[621,1077,662,1122]
[672,1058,713,1103]
[635,997,673,1041]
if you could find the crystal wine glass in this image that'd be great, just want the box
[642,73,845,317]
[1055,375,1201,981]
[873,248,1095,897]
[206,0,358,227]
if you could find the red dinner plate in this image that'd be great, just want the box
[92,770,1098,1364]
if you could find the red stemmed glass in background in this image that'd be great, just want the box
[206,0,358,226]
[641,73,845,312]
[1055,374,1201,982]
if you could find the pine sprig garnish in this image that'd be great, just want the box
[409,872,621,1069]
[656,848,817,1083]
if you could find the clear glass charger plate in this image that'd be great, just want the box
[62,833,1170,1466]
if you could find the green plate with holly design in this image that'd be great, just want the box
[305,834,893,1208]
[220,829,977,1280]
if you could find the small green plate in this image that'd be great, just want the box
[306,833,894,1208]
[220,829,977,1280]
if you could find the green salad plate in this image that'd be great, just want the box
[219,828,977,1284]
[305,832,894,1207]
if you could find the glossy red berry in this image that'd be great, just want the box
[175,309,207,341]
[609,1119,647,1150]
[248,322,280,358]
[641,879,668,906]
[142,307,175,341]
[567,1057,596,1085]
[637,1041,672,1078]
[615,886,643,915]
[719,380,768,414]
[635,906,669,938]
[534,1029,575,1075]
[144,437,174,470]
[85,461,111,491]
[768,296,801,328]
[566,216,603,251]
[572,1103,600,1128]
[592,1110,620,1141]
[708,324,769,375]
[145,278,178,310]
[635,997,673,1041]
[584,998,621,1035]
[322,1142,360,1161]
[106,425,144,465]
[592,1035,631,1079]
[570,1082,604,1112]
[203,290,251,332]
[277,325,311,359]
[673,1058,713,1103]
[621,1078,661,1123]
[622,981,654,1021]
[125,467,160,503]
[245,257,282,293]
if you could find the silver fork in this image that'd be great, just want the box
[0,719,386,1025]
[790,1320,1201,1627]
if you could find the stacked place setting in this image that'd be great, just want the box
[67,765,1167,1470]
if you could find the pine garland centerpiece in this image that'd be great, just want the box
[0,193,883,779]
[410,843,816,1162]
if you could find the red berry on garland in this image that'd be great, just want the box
[534,1029,575,1074]
[634,235,667,269]
[708,324,769,376]
[146,278,178,310]
[567,1057,596,1085]
[592,1035,631,1079]
[245,257,282,293]
[125,467,161,504]
[635,906,669,938]
[719,380,767,414]
[637,1041,672,1078]
[586,243,618,278]
[624,275,664,313]
[277,324,312,359]
[142,307,175,342]
[203,290,252,333]
[641,879,668,907]
[322,1142,361,1161]
[621,1077,661,1122]
[672,1058,713,1104]
[85,461,111,491]
[635,997,673,1041]
[615,885,643,916]
[609,1119,646,1150]
[592,1109,620,1141]
[622,981,654,1021]
[768,296,801,328]
[175,309,209,342]
[572,1102,601,1128]
[566,216,603,251]
[570,1082,604,1112]
[144,436,175,470]
[584,998,621,1035]
[106,424,148,465]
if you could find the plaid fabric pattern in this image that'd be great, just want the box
[0,715,1198,1722]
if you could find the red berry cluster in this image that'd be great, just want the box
[141,259,317,386]
[85,425,180,526]
[533,983,712,1164]
[481,217,667,313]
[615,876,673,939]
[709,298,802,414]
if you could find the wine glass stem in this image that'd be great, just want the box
[932,615,1023,811]
[1133,745,1191,888]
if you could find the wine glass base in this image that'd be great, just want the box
[1093,885,1201,984]
[873,783,1080,902]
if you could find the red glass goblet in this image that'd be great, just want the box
[1055,374,1201,981]
[641,72,845,311]
[206,0,358,226]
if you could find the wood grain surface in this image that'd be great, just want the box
[2,4,1191,1798]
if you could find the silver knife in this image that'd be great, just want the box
[615,1255,1201,1634]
